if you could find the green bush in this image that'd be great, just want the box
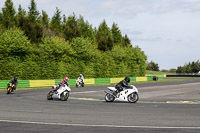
[0,28,31,79]
[0,29,147,80]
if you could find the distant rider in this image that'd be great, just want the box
[52,77,69,92]
[115,77,131,95]
[77,74,84,84]
[8,76,18,90]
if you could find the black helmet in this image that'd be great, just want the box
[124,77,130,83]
[14,76,18,81]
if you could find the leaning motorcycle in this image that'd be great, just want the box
[104,85,139,103]
[76,78,84,87]
[7,83,15,94]
[47,84,71,101]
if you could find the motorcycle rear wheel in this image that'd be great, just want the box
[128,93,139,103]
[60,92,69,101]
[105,93,115,102]
[47,91,53,100]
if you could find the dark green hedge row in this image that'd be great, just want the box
[0,29,147,80]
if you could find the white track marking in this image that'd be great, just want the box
[71,90,102,94]
[0,120,200,129]
[140,82,200,90]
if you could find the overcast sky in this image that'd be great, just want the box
[0,0,200,70]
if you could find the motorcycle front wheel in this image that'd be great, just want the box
[47,91,53,100]
[105,93,115,102]
[128,93,139,103]
[7,87,12,94]
[60,92,69,101]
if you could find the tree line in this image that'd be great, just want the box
[0,0,147,80]
[146,60,200,74]
[146,61,159,71]
[176,60,200,73]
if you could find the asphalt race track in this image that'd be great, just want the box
[0,78,200,133]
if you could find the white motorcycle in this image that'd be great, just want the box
[104,85,139,103]
[76,78,84,87]
[47,84,71,101]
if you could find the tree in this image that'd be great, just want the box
[63,14,67,24]
[63,14,95,42]
[177,60,200,73]
[169,68,176,73]
[38,37,72,79]
[41,10,49,28]
[0,28,30,55]
[146,61,159,71]
[16,5,26,27]
[63,13,80,41]
[96,20,113,51]
[77,16,95,42]
[0,0,148,79]
[0,12,2,23]
[15,0,43,43]
[111,22,123,45]
[0,12,2,22]
[176,66,183,73]
[161,69,168,73]
[2,0,16,28]
[0,13,4,31]
[28,0,40,23]
[70,37,96,61]
[123,34,131,47]
[191,61,200,73]
[0,28,31,79]
[19,16,43,43]
[50,7,62,32]
[17,5,26,16]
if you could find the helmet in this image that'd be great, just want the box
[14,76,18,81]
[64,77,68,82]
[80,74,83,76]
[124,77,130,83]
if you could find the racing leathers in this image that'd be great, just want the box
[78,74,84,83]
[8,77,18,90]
[53,78,69,92]
[115,80,131,93]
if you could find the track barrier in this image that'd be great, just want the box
[0,75,165,88]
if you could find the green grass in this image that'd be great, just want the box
[146,70,174,75]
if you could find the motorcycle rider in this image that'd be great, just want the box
[77,74,84,84]
[52,77,69,92]
[8,76,18,90]
[114,77,131,95]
